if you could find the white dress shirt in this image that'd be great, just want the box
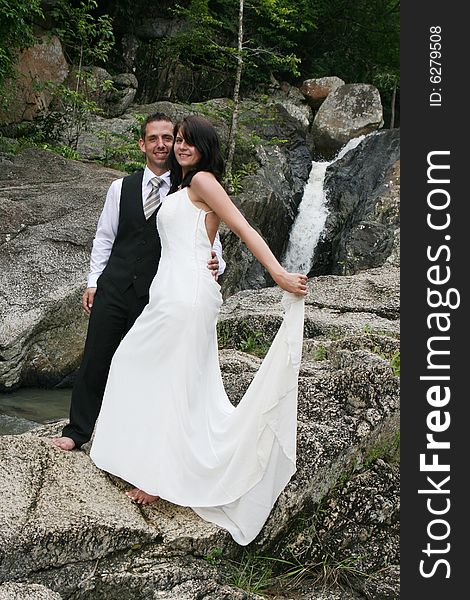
[87,166,226,287]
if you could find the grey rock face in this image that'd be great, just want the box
[0,149,124,390]
[219,101,312,296]
[220,143,304,295]
[74,100,199,161]
[218,265,399,350]
[311,84,384,158]
[0,582,62,599]
[65,67,138,118]
[0,263,398,598]
[311,129,400,276]
[268,83,314,128]
[280,459,399,597]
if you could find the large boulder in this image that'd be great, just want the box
[0,35,69,125]
[0,148,124,390]
[218,265,399,350]
[280,458,399,598]
[267,81,314,128]
[311,83,384,158]
[219,141,306,296]
[0,265,399,598]
[65,67,138,119]
[300,76,345,109]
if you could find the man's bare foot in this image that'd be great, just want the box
[126,488,159,505]
[52,436,76,451]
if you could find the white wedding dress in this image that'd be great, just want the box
[90,187,305,545]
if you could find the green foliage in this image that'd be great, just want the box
[97,119,146,173]
[221,545,369,594]
[0,134,18,154]
[136,0,306,99]
[204,547,223,565]
[190,100,233,122]
[226,551,275,594]
[268,136,288,145]
[35,81,102,149]
[240,331,269,358]
[390,350,400,376]
[275,489,376,590]
[364,430,400,467]
[217,320,271,359]
[51,0,114,66]
[239,330,269,358]
[35,142,81,161]
[362,324,398,339]
[2,121,82,159]
[231,161,257,194]
[0,0,43,102]
[216,325,231,349]
[313,345,328,361]
[167,0,399,120]
[298,0,400,123]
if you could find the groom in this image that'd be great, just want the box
[53,112,225,451]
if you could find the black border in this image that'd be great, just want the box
[401,3,467,597]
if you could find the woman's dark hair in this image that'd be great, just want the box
[168,115,224,192]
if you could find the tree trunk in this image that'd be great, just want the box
[224,0,244,193]
[389,84,397,129]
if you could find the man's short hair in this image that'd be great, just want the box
[140,112,173,140]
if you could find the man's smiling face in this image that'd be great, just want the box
[139,119,174,175]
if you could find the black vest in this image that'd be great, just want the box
[100,171,162,298]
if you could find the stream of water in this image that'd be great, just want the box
[282,135,366,273]
[0,388,71,435]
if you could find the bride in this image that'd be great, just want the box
[90,115,307,545]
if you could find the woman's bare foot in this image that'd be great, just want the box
[126,488,159,505]
[52,436,76,451]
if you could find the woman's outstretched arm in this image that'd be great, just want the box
[189,172,308,297]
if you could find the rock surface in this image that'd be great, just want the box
[0,36,69,125]
[0,263,399,598]
[311,129,400,276]
[218,265,399,350]
[311,84,383,158]
[65,67,138,119]
[0,149,124,390]
[0,582,62,599]
[300,76,345,109]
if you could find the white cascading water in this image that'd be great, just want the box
[282,135,367,274]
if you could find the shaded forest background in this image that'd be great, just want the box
[1,0,400,126]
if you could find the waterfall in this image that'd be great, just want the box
[282,135,367,274]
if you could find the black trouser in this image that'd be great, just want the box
[61,276,149,447]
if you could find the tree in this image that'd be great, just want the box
[224,0,244,192]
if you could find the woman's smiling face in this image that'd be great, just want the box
[174,128,202,174]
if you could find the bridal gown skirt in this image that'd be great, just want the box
[90,187,305,545]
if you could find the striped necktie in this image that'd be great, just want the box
[144,176,163,219]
